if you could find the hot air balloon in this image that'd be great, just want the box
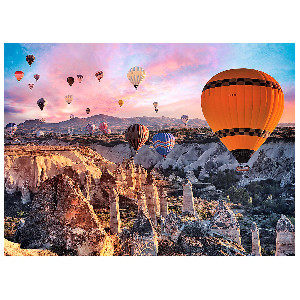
[99,122,108,134]
[77,74,83,83]
[125,124,149,152]
[153,102,158,113]
[70,114,75,119]
[34,74,40,81]
[201,68,284,171]
[26,55,35,67]
[67,77,75,86]
[15,71,24,81]
[5,123,17,135]
[118,100,124,107]
[37,98,48,111]
[181,115,189,126]
[65,95,73,105]
[152,133,175,158]
[127,66,146,89]
[40,118,46,123]
[86,108,90,114]
[86,123,96,135]
[103,128,111,135]
[36,130,44,137]
[28,83,34,90]
[95,71,103,82]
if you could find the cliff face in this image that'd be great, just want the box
[15,174,114,256]
[92,141,294,187]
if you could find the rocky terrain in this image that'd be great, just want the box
[4,142,295,256]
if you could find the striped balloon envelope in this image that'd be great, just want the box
[86,123,96,135]
[127,66,146,89]
[15,71,24,81]
[201,68,284,166]
[152,133,175,157]
[99,122,108,133]
[125,124,149,152]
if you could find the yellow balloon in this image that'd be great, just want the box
[118,100,124,107]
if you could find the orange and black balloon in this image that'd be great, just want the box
[201,68,284,166]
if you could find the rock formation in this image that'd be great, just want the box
[121,211,158,256]
[159,188,168,219]
[4,239,57,256]
[182,179,195,215]
[210,199,241,245]
[143,173,160,226]
[161,212,183,242]
[108,188,121,234]
[15,174,114,256]
[275,214,295,256]
[251,222,262,256]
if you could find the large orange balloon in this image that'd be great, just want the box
[201,68,284,164]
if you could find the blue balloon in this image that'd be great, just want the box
[152,133,175,157]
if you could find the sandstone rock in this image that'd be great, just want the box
[4,239,57,256]
[176,221,247,256]
[108,188,121,234]
[161,212,183,242]
[143,173,160,226]
[159,189,168,219]
[251,222,262,256]
[275,214,295,256]
[182,179,195,216]
[121,211,158,256]
[15,174,114,256]
[210,199,241,245]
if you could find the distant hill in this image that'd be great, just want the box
[16,114,209,134]
[15,114,294,135]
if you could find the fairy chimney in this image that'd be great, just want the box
[108,188,121,234]
[143,173,160,226]
[135,165,142,191]
[159,188,168,219]
[182,179,195,215]
[121,211,158,256]
[275,215,295,256]
[210,199,241,245]
[251,222,262,256]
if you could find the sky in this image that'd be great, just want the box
[4,43,295,124]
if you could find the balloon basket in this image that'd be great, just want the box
[236,165,250,172]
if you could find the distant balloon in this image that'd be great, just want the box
[77,74,83,83]
[95,71,103,82]
[15,71,24,81]
[5,123,17,135]
[99,122,108,134]
[181,115,189,126]
[34,74,40,81]
[26,55,35,67]
[28,83,34,90]
[152,133,175,157]
[86,123,96,135]
[86,108,91,114]
[125,124,149,152]
[65,95,73,105]
[36,130,44,137]
[70,114,75,119]
[127,66,146,89]
[67,77,74,86]
[118,100,124,107]
[153,102,158,113]
[37,98,48,111]
[40,118,46,123]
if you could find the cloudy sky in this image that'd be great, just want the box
[4,43,295,124]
